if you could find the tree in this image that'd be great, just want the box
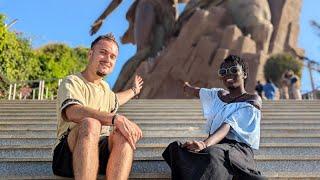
[264,53,303,86]
[34,44,88,93]
[0,14,39,82]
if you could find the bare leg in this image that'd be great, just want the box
[106,129,134,180]
[68,118,102,180]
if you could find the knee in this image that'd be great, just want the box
[78,117,101,140]
[111,130,133,151]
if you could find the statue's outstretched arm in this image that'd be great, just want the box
[90,0,123,35]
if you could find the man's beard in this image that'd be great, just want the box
[96,71,107,77]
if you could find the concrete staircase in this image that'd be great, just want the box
[0,100,320,179]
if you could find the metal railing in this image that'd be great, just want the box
[5,79,62,100]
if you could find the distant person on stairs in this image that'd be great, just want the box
[163,55,266,180]
[263,78,277,100]
[52,33,143,180]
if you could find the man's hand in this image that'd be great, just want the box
[132,75,144,95]
[114,114,143,150]
[182,140,207,152]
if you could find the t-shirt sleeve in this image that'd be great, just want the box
[111,92,119,113]
[58,77,85,115]
[224,106,261,149]
[199,88,220,119]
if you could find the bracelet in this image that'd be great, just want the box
[112,114,118,125]
[131,87,137,95]
[200,141,207,149]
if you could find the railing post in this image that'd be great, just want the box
[58,79,62,87]
[32,89,35,100]
[41,80,45,100]
[12,83,17,100]
[38,81,42,100]
[8,84,12,100]
[45,87,49,99]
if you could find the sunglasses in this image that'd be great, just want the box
[218,66,242,77]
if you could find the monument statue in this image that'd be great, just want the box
[91,0,303,98]
[91,0,189,91]
[177,0,273,52]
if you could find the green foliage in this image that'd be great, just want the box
[264,53,303,86]
[34,44,88,92]
[35,44,87,80]
[0,14,89,98]
[0,14,38,82]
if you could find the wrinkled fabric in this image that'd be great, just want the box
[199,88,261,149]
[163,139,266,180]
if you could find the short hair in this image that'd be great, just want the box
[221,55,248,76]
[221,55,249,85]
[90,33,119,50]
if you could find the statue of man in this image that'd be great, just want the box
[91,0,189,54]
[90,0,189,91]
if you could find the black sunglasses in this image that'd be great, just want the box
[218,66,242,77]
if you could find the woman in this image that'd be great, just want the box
[162,55,266,180]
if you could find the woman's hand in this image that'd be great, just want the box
[183,82,200,98]
[182,140,207,152]
[183,82,193,96]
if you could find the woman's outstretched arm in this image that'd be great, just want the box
[183,82,200,98]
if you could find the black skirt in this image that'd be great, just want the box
[162,138,267,180]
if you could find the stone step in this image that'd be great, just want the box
[1,103,320,107]
[0,104,318,107]
[2,131,318,139]
[1,116,319,121]
[0,143,319,159]
[0,156,319,176]
[1,119,320,126]
[1,123,320,131]
[1,111,320,117]
[2,136,320,146]
[2,172,320,180]
[0,128,320,137]
[0,108,319,114]
[1,100,318,104]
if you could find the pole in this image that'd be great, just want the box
[307,62,316,99]
[32,89,35,100]
[38,81,41,100]
[13,83,17,100]
[45,87,49,99]
[8,84,12,100]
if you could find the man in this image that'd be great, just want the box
[263,78,277,100]
[52,33,143,180]
[287,70,302,100]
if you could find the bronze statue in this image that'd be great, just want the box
[91,0,189,91]
[177,0,273,52]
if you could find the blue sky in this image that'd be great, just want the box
[1,0,320,93]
